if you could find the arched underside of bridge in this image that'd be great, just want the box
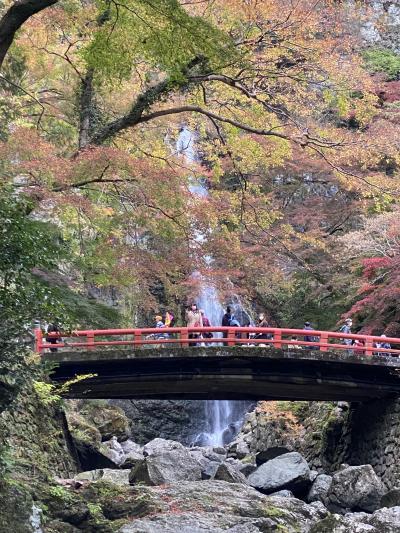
[44,347,400,401]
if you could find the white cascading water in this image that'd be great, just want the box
[177,127,249,447]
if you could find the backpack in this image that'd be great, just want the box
[165,311,174,327]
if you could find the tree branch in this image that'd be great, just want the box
[90,78,174,145]
[90,56,207,146]
[138,104,291,141]
[0,0,59,70]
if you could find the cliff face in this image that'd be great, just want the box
[110,399,253,446]
[361,1,400,52]
[231,399,400,490]
[0,384,79,532]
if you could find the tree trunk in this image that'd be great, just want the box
[0,0,59,71]
[78,69,94,149]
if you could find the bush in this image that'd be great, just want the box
[363,48,400,80]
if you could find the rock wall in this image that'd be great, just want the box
[0,384,78,480]
[230,402,352,472]
[110,400,213,445]
[232,399,400,490]
[348,398,400,489]
[359,1,400,52]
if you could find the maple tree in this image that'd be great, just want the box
[0,0,399,328]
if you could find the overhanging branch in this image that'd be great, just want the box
[0,0,59,70]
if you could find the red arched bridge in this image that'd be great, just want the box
[36,326,400,402]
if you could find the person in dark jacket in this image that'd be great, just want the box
[46,323,61,353]
[303,321,318,350]
[222,306,232,345]
[254,313,272,343]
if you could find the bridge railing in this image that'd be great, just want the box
[35,326,400,357]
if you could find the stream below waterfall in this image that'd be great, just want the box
[177,127,251,447]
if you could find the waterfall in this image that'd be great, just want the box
[177,126,250,447]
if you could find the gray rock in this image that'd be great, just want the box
[381,488,400,508]
[212,446,227,455]
[270,490,294,498]
[238,463,257,477]
[101,437,143,469]
[102,436,125,465]
[308,501,329,518]
[327,465,385,513]
[307,474,332,504]
[189,447,225,466]
[340,507,400,532]
[117,479,336,532]
[74,468,130,485]
[100,469,130,485]
[255,446,291,466]
[228,439,251,459]
[143,437,179,456]
[213,462,248,484]
[129,439,202,485]
[310,470,319,482]
[201,461,220,480]
[248,452,311,496]
[188,447,225,480]
[75,470,103,482]
[369,506,400,531]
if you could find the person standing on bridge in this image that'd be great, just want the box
[200,309,213,343]
[376,334,392,357]
[46,322,61,353]
[303,321,318,350]
[222,306,232,345]
[254,314,272,345]
[186,303,203,346]
[154,315,168,339]
[339,318,353,350]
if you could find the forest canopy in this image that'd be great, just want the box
[0,0,399,334]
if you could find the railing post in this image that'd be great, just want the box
[365,336,373,357]
[320,333,328,352]
[87,332,95,351]
[274,330,282,349]
[134,329,142,347]
[227,329,235,346]
[34,327,43,354]
[180,328,189,348]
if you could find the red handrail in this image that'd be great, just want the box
[35,326,400,357]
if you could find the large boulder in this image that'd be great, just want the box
[255,446,291,466]
[188,447,226,480]
[213,462,248,484]
[117,480,329,533]
[102,436,126,465]
[307,474,332,504]
[368,506,400,532]
[119,439,144,468]
[129,438,202,485]
[381,488,400,509]
[75,468,130,486]
[327,465,385,513]
[339,506,400,533]
[248,452,311,496]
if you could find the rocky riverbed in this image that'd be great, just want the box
[3,397,400,532]
[30,432,399,533]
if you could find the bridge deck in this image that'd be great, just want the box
[45,346,400,401]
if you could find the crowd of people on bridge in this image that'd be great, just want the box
[41,304,395,356]
[150,305,395,355]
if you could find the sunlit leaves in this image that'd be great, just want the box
[83,0,236,84]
